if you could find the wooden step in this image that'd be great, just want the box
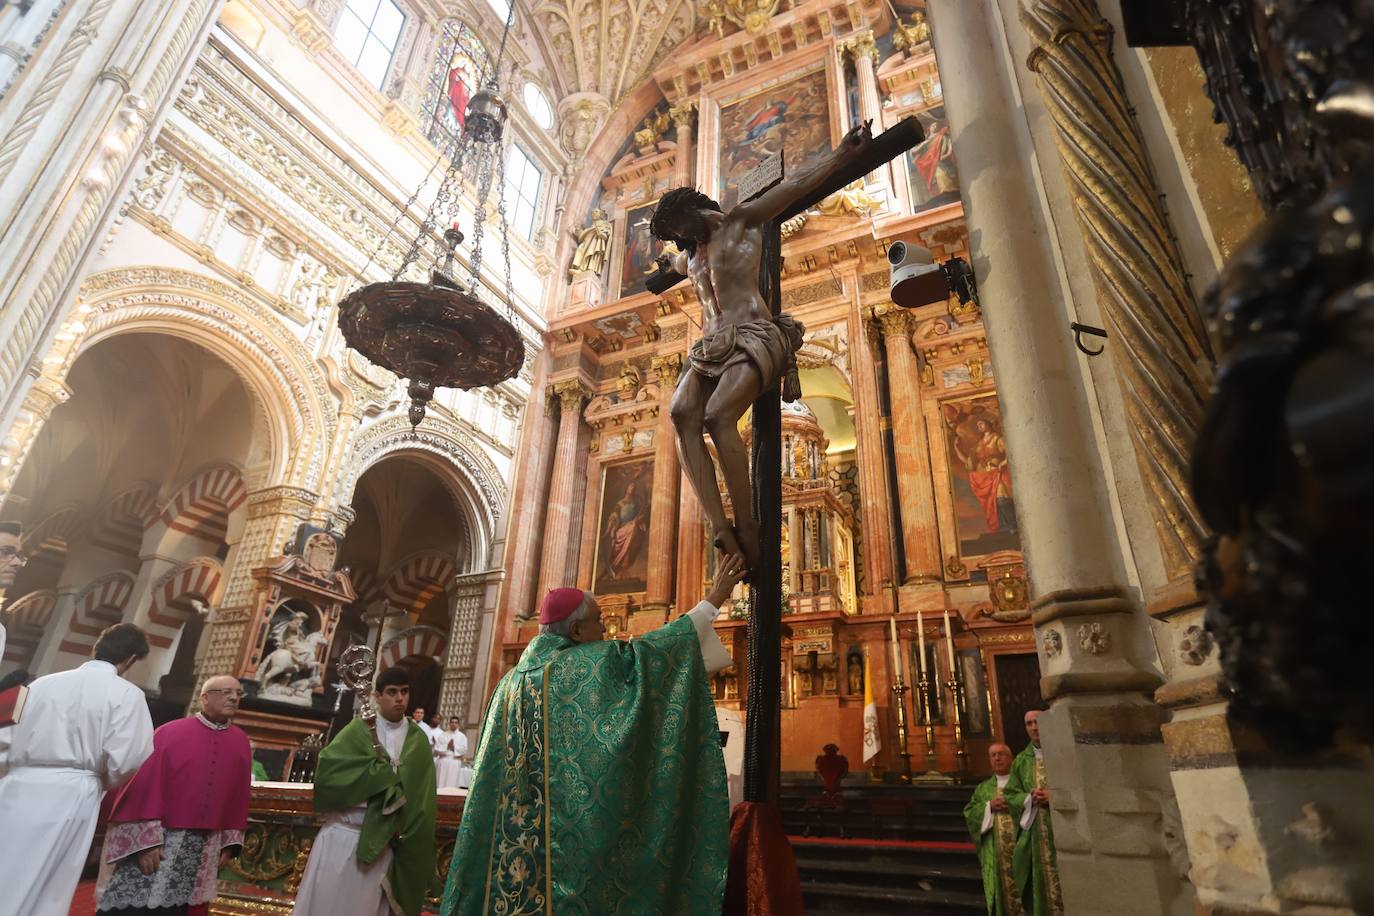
[801,878,987,915]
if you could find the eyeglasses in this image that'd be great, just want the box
[204,688,244,698]
[0,547,27,563]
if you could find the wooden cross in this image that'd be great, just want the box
[653,118,926,805]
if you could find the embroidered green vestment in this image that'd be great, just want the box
[313,717,438,916]
[1005,745,1063,916]
[964,776,1022,916]
[442,614,729,916]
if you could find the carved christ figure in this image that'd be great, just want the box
[650,121,873,569]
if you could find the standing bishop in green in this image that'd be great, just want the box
[1005,709,1064,916]
[293,666,438,916]
[442,555,748,916]
[963,743,1023,915]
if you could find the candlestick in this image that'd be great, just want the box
[916,610,926,672]
[889,615,902,680]
[943,607,957,672]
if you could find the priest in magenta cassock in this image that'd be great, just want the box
[96,674,252,916]
[441,554,748,916]
[963,743,1023,916]
[0,623,155,916]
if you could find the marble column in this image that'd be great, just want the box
[849,307,895,603]
[875,306,942,583]
[0,0,222,435]
[926,1,1190,912]
[669,102,696,188]
[537,379,592,600]
[674,470,705,614]
[642,353,683,615]
[500,368,559,623]
[842,30,895,191]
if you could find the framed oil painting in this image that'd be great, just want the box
[717,66,833,210]
[593,459,654,594]
[906,106,960,214]
[958,647,991,738]
[941,394,1021,557]
[619,200,659,298]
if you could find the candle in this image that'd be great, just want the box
[915,611,926,678]
[943,607,957,673]
[889,616,902,681]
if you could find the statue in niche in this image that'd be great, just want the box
[255,607,328,703]
[847,654,863,695]
[650,122,876,569]
[569,208,613,278]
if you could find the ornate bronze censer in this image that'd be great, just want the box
[336,17,524,427]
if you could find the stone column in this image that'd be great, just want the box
[675,471,705,614]
[499,370,559,624]
[841,30,895,191]
[536,379,592,600]
[437,570,490,724]
[642,353,683,614]
[875,306,942,583]
[194,486,316,688]
[926,1,1191,912]
[0,0,222,435]
[849,308,895,603]
[669,102,696,187]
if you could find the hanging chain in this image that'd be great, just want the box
[467,137,497,291]
[495,133,515,322]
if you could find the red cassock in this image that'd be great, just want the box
[107,717,252,834]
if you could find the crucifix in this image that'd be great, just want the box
[648,116,925,805]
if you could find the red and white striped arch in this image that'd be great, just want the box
[2,589,57,665]
[380,553,454,617]
[143,558,223,649]
[88,484,159,556]
[58,571,135,657]
[22,506,85,561]
[158,466,247,546]
[379,625,448,670]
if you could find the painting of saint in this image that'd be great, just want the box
[426,25,488,155]
[943,396,1021,557]
[594,460,653,594]
[619,201,660,298]
[717,67,833,210]
[907,106,960,214]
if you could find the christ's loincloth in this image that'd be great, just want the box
[688,315,805,389]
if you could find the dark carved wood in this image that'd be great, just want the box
[1124,0,1374,746]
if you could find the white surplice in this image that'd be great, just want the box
[432,729,468,790]
[0,659,154,916]
[293,714,409,916]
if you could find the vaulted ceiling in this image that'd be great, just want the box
[526,0,697,103]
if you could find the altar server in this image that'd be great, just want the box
[0,623,155,916]
[293,666,437,916]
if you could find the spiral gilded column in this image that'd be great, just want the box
[1021,0,1212,580]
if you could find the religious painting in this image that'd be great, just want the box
[942,395,1021,557]
[717,67,833,210]
[906,106,961,214]
[958,648,991,738]
[619,200,660,298]
[593,459,654,594]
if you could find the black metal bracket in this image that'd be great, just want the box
[1071,322,1108,356]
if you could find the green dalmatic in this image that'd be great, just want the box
[442,615,729,916]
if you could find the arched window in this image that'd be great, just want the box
[334,0,406,89]
[503,144,542,240]
[523,83,553,130]
[485,0,512,20]
[424,23,490,155]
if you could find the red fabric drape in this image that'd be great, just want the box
[722,802,805,916]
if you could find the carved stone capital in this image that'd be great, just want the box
[841,30,878,65]
[548,379,592,414]
[874,305,913,339]
[669,101,697,131]
[650,352,683,386]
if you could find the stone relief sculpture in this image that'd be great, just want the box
[255,608,328,702]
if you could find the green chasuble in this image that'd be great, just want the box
[1005,745,1063,916]
[442,614,729,916]
[314,717,438,916]
[964,775,1022,916]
